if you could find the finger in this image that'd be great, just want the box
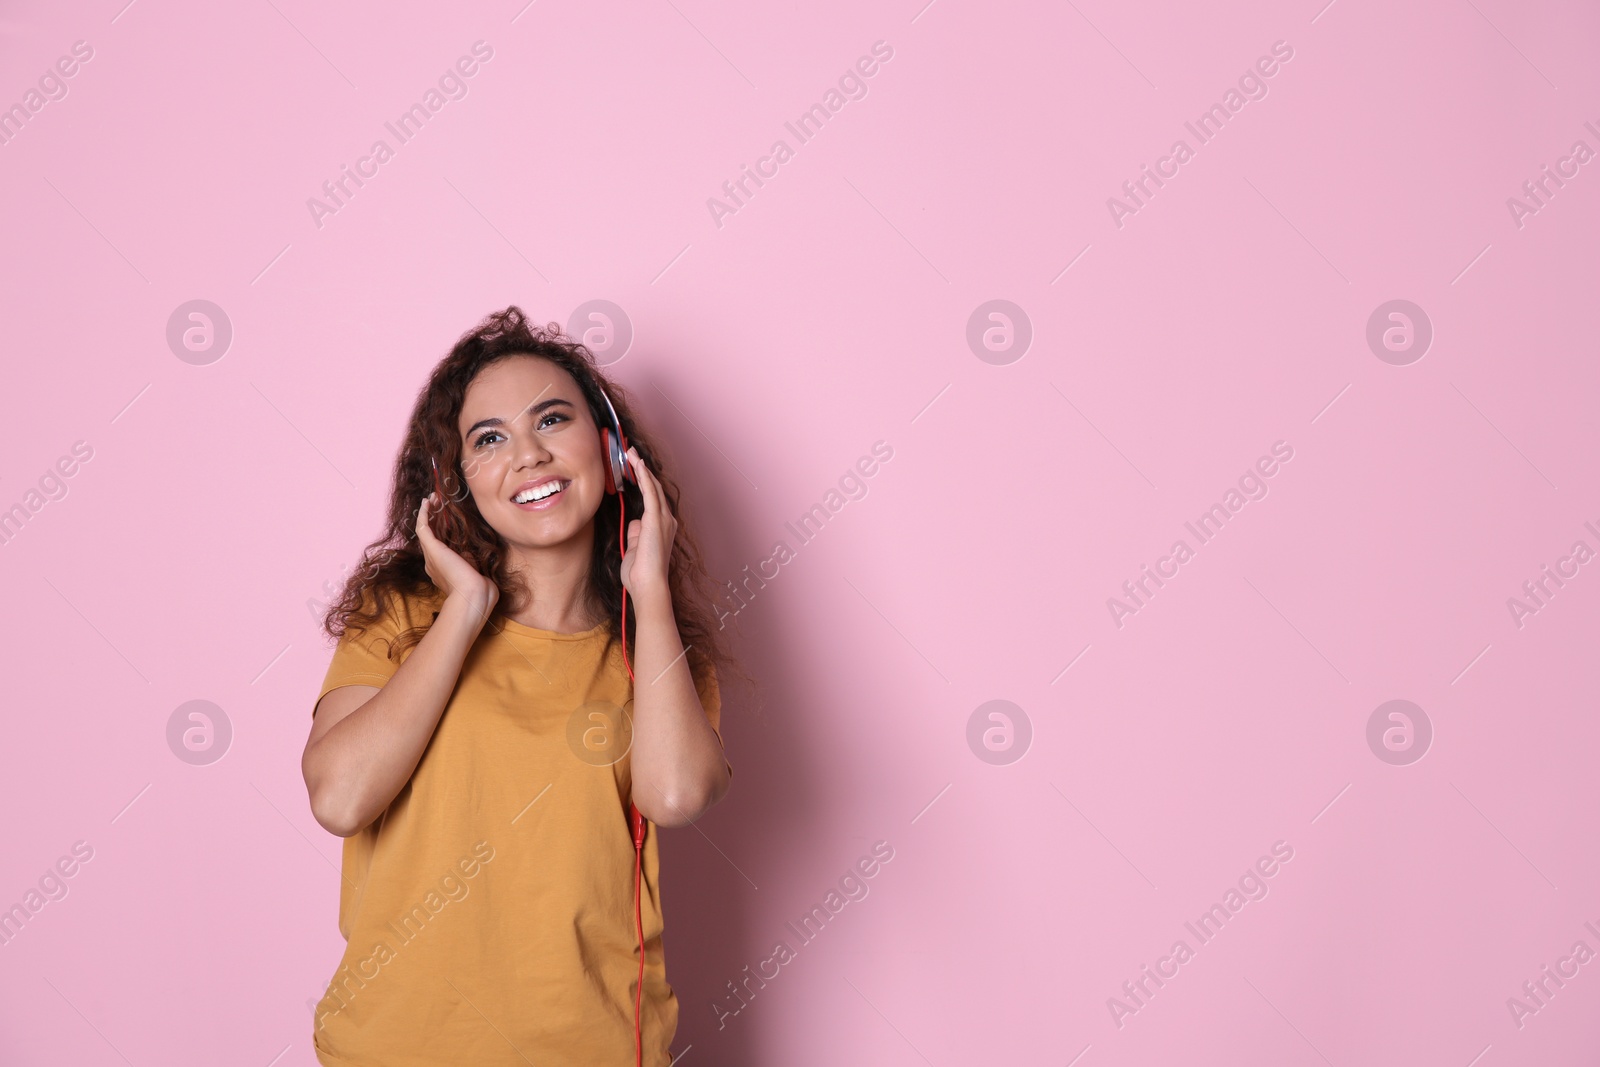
[628,446,660,517]
[632,447,677,526]
[628,458,656,525]
[416,494,438,544]
[633,450,679,540]
[625,444,650,488]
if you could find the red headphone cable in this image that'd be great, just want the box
[619,477,646,1067]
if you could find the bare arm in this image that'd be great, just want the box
[302,591,494,837]
[302,493,499,837]
[619,445,732,827]
[627,596,732,827]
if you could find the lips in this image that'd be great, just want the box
[511,477,570,509]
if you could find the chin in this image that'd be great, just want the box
[500,519,572,545]
[497,508,596,547]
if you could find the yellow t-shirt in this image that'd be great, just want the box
[310,587,726,1067]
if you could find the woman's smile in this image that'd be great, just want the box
[510,476,571,510]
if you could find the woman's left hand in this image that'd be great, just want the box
[619,446,676,608]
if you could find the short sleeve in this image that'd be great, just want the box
[695,662,731,777]
[314,590,429,715]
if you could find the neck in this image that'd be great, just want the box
[500,522,602,633]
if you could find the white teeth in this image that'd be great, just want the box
[514,481,566,504]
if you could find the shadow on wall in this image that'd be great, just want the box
[640,363,840,1067]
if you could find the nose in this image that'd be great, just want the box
[511,421,552,470]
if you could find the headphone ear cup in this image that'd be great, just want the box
[601,428,619,495]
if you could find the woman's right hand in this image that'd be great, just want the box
[416,493,499,618]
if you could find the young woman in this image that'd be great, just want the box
[301,306,735,1066]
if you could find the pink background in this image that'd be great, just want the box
[2,0,1598,1064]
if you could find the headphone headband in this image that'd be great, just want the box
[596,383,622,434]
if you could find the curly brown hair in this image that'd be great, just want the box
[320,305,737,700]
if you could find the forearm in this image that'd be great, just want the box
[305,594,489,835]
[627,596,730,826]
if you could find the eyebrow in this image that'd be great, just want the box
[464,397,574,439]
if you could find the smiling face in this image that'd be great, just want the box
[455,355,609,552]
